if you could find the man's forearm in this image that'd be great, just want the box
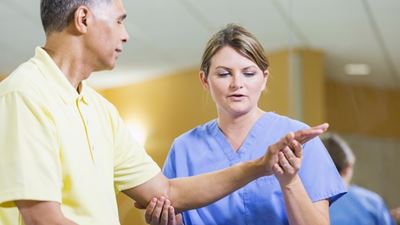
[168,157,266,211]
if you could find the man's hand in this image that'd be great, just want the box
[261,123,329,176]
[134,197,184,225]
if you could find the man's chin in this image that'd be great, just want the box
[94,63,116,72]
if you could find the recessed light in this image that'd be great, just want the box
[344,64,370,76]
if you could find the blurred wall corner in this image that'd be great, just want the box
[263,48,326,126]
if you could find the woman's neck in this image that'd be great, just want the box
[217,108,264,151]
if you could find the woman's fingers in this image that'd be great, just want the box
[149,197,166,225]
[145,198,157,224]
[279,151,294,174]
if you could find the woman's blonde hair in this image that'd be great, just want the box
[200,23,269,78]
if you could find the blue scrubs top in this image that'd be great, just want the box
[330,185,396,225]
[163,112,346,225]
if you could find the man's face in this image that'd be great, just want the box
[85,0,129,71]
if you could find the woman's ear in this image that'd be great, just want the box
[199,70,209,90]
[262,69,269,91]
[73,6,90,34]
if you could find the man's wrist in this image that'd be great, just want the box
[248,157,271,178]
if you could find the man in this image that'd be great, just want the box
[322,134,396,225]
[0,0,328,224]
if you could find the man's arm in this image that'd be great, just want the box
[124,154,266,212]
[15,200,77,225]
[123,124,329,212]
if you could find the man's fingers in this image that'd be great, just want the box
[145,198,157,223]
[294,123,329,144]
[269,132,294,154]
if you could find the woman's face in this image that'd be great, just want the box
[200,46,268,117]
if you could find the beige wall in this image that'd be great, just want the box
[326,80,400,139]
[100,48,326,225]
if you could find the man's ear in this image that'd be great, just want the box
[199,70,209,90]
[73,6,90,34]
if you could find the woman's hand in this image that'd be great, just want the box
[273,138,303,186]
[261,123,328,176]
[134,197,184,225]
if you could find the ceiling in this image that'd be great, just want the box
[0,0,399,89]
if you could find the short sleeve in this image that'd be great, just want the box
[375,195,396,225]
[0,92,62,207]
[300,137,346,204]
[162,142,178,179]
[113,115,160,191]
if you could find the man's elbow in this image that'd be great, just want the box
[16,200,77,225]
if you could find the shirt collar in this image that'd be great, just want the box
[32,47,89,105]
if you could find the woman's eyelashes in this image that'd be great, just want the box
[243,71,256,77]
[217,72,230,77]
[216,70,257,77]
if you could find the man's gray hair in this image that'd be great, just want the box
[40,0,110,34]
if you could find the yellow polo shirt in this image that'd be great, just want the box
[0,47,160,225]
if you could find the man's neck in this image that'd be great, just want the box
[43,34,92,90]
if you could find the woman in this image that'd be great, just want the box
[144,24,345,225]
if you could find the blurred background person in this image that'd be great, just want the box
[322,133,396,225]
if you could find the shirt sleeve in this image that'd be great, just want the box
[0,92,62,207]
[375,195,396,225]
[112,113,160,191]
[300,136,347,204]
[162,142,178,179]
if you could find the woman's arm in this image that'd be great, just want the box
[273,140,329,225]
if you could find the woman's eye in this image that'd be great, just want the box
[244,72,256,77]
[218,72,230,77]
